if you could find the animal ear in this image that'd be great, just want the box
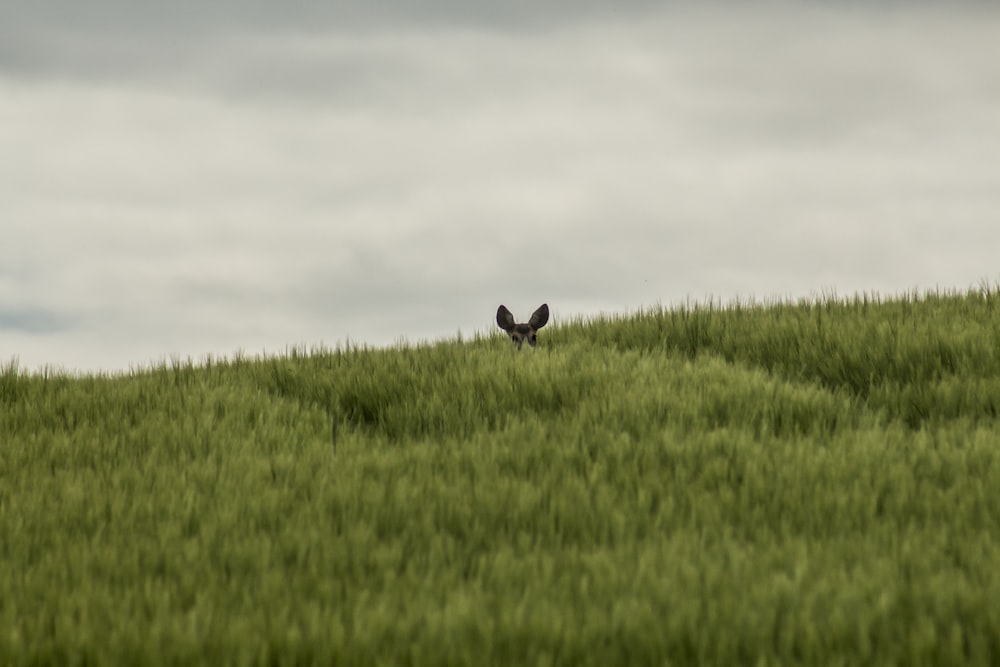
[496,305,516,332]
[529,303,549,330]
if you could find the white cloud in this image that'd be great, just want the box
[3,5,1000,372]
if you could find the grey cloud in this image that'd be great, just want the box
[0,307,74,334]
[3,0,659,37]
[6,1,998,123]
[0,0,659,85]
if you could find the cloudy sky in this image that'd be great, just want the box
[3,1,999,373]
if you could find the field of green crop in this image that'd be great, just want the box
[2,289,1000,665]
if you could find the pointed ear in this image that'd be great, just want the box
[529,303,549,330]
[496,305,516,332]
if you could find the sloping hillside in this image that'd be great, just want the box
[2,289,999,665]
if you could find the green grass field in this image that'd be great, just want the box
[3,289,1000,665]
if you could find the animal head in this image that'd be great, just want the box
[496,303,549,350]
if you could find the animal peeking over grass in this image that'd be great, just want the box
[496,303,549,350]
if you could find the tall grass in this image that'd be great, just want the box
[2,288,999,665]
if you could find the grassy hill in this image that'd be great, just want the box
[3,289,1000,665]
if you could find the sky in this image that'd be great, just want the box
[3,1,999,373]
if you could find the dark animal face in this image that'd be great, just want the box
[496,304,549,350]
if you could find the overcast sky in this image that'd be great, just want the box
[3,1,999,373]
